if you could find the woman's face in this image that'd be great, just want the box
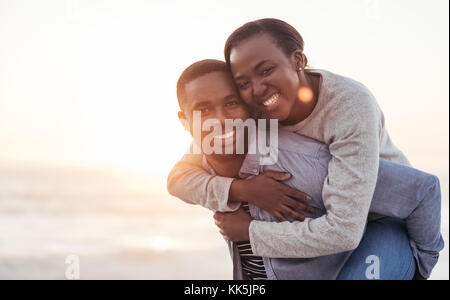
[229,33,300,122]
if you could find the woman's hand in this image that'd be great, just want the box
[229,171,314,222]
[214,207,252,242]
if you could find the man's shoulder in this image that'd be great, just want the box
[275,129,327,158]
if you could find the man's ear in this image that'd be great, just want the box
[178,111,190,132]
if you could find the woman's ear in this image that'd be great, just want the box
[178,111,190,132]
[292,50,306,70]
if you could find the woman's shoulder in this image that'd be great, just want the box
[308,69,380,118]
[308,69,374,99]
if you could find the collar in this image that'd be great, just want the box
[201,152,262,179]
[200,130,267,179]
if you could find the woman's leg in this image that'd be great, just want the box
[337,217,416,280]
[369,160,444,278]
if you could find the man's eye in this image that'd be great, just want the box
[200,108,210,114]
[238,82,249,90]
[226,101,238,107]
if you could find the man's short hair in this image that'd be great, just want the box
[176,59,230,110]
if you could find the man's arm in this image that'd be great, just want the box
[167,149,313,216]
[167,152,240,212]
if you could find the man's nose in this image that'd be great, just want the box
[215,109,237,131]
[216,109,234,124]
[211,109,225,127]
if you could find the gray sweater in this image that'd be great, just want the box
[167,69,410,257]
[201,130,443,279]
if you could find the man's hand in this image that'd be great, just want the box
[214,207,252,242]
[229,171,314,222]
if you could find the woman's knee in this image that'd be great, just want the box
[338,217,415,280]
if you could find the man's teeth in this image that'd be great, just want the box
[215,131,234,139]
[263,94,280,106]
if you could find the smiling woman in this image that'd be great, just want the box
[167,17,448,280]
[0,0,448,280]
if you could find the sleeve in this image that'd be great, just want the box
[167,149,241,212]
[249,90,382,258]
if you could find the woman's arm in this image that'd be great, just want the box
[248,95,383,257]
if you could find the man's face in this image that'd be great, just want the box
[183,71,251,155]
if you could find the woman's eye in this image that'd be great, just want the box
[262,67,274,75]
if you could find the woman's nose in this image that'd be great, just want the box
[252,78,267,98]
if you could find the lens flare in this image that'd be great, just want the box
[298,87,314,103]
[149,236,174,251]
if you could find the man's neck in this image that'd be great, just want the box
[206,154,247,178]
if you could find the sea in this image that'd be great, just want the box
[0,161,448,280]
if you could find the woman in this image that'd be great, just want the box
[168,19,421,279]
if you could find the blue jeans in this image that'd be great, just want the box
[337,217,416,280]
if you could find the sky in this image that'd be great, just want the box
[0,0,448,177]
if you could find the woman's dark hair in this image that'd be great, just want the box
[224,18,308,67]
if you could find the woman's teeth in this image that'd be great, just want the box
[215,131,234,139]
[263,94,280,107]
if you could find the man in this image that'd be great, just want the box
[170,59,443,279]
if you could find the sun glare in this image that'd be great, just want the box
[297,87,314,103]
[149,236,175,251]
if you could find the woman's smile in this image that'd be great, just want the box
[263,93,280,107]
[261,93,280,109]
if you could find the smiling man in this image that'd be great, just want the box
[176,59,276,279]
[171,59,443,280]
[177,61,251,178]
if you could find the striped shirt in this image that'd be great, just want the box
[236,203,267,280]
